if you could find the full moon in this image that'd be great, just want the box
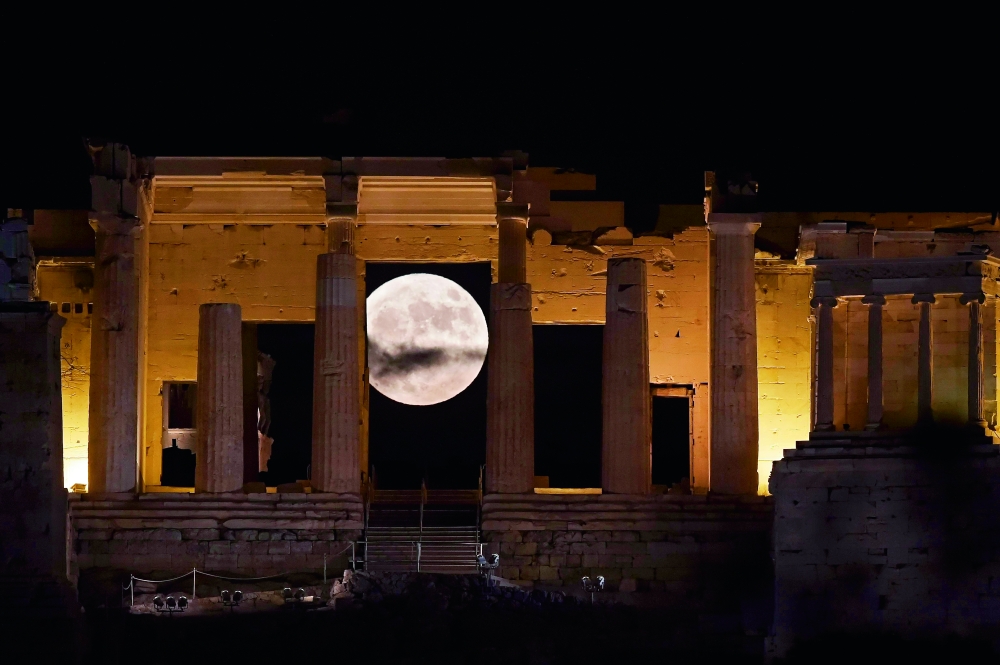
[366,273,489,406]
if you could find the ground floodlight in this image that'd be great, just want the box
[283,587,293,600]
[581,576,591,589]
[233,590,243,603]
[221,590,231,603]
[490,553,499,567]
[153,596,164,609]
[166,596,176,608]
[178,596,188,609]
[596,576,605,591]
[294,588,306,601]
[477,554,487,566]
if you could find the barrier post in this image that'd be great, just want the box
[193,569,197,598]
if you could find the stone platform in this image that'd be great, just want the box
[70,492,363,579]
[770,432,1000,656]
[481,492,773,614]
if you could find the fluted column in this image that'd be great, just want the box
[962,292,987,429]
[311,249,361,494]
[486,203,534,493]
[913,294,935,425]
[863,295,885,430]
[707,213,761,494]
[87,214,140,493]
[602,257,651,494]
[812,297,838,432]
[195,304,243,493]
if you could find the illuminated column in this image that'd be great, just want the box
[913,294,935,425]
[707,213,761,494]
[486,203,534,494]
[602,257,651,494]
[863,295,885,430]
[812,297,838,432]
[311,244,361,494]
[87,214,140,494]
[962,292,987,429]
[195,303,244,493]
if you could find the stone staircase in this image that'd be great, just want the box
[363,494,481,573]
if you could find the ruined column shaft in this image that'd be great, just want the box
[486,283,535,493]
[708,215,761,494]
[913,295,935,424]
[602,257,651,495]
[963,293,986,427]
[196,304,243,493]
[87,217,139,493]
[497,217,527,283]
[312,253,360,494]
[813,298,837,431]
[864,295,885,430]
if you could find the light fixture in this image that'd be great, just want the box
[178,596,188,610]
[581,576,605,604]
[282,587,293,600]
[221,590,231,603]
[294,588,306,601]
[233,590,243,604]
[165,596,177,609]
[153,596,164,610]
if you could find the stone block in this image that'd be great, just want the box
[204,554,239,571]
[234,530,258,541]
[539,566,559,581]
[514,542,537,556]
[290,541,313,554]
[565,554,581,567]
[619,578,637,592]
[268,541,291,555]
[521,565,540,581]
[208,542,231,555]
[611,531,639,542]
[582,554,599,567]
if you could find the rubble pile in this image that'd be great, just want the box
[330,570,576,611]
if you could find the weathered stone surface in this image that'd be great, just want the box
[196,303,243,493]
[770,435,1000,657]
[707,214,761,494]
[88,216,140,493]
[602,258,651,494]
[311,252,360,493]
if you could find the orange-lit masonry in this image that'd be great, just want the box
[29,156,999,498]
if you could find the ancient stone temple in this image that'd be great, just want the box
[4,142,1000,653]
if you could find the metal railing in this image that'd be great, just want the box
[352,540,483,573]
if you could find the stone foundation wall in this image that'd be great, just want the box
[770,434,1000,656]
[70,493,362,581]
[481,493,772,613]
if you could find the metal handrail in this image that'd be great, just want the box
[355,539,484,572]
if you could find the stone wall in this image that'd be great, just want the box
[0,302,76,618]
[481,493,772,615]
[70,493,362,589]
[770,433,1000,656]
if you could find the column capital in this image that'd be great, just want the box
[326,202,358,221]
[861,294,886,306]
[810,296,839,309]
[961,292,986,306]
[707,212,762,235]
[912,293,937,305]
[496,202,529,222]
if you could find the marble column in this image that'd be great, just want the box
[812,297,838,432]
[863,295,885,430]
[486,203,534,494]
[707,213,761,495]
[311,248,361,494]
[195,303,244,493]
[962,292,987,429]
[602,257,651,494]
[87,214,140,494]
[912,294,935,425]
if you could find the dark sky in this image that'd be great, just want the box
[3,61,997,229]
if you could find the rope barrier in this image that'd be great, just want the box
[125,542,357,605]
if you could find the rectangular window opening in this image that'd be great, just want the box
[651,393,691,492]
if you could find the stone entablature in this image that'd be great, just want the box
[70,493,362,578]
[481,493,772,606]
[810,254,1000,299]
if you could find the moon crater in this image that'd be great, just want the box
[366,273,488,406]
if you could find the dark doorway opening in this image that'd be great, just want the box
[366,262,491,490]
[257,323,314,486]
[533,324,603,488]
[161,382,197,487]
[651,395,690,488]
